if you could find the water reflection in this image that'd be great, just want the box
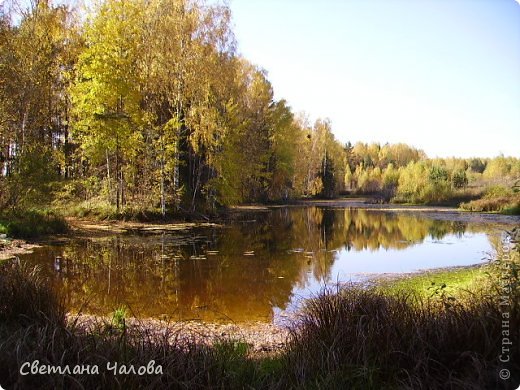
[20,207,499,322]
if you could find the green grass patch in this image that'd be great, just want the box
[0,208,68,238]
[377,266,484,298]
[503,203,520,215]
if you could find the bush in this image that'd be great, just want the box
[395,162,454,204]
[460,193,520,214]
[0,209,68,238]
[452,169,468,188]
[503,204,520,215]
[484,185,514,199]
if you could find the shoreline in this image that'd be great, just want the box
[65,263,488,354]
[69,314,290,355]
[358,262,486,288]
[65,201,520,235]
[65,217,222,236]
[293,198,520,225]
[1,201,517,260]
[0,237,41,260]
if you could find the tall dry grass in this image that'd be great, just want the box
[0,261,279,389]
[283,287,517,389]
[281,232,519,389]
[0,233,518,389]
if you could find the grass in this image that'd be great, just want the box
[110,305,128,332]
[0,208,68,239]
[0,199,171,240]
[502,203,520,215]
[0,238,519,389]
[459,186,520,215]
[0,262,282,389]
[282,240,519,388]
[0,262,64,326]
[284,285,518,389]
[376,265,484,298]
[460,195,520,214]
[60,198,199,222]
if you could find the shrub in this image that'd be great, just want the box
[0,209,68,238]
[460,193,520,214]
[484,185,514,199]
[452,169,468,188]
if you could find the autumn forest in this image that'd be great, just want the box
[0,0,519,219]
[0,1,519,389]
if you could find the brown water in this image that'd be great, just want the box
[19,207,504,323]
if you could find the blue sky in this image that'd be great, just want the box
[230,0,520,158]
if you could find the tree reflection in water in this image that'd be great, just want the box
[20,207,497,322]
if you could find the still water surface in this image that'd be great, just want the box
[20,207,503,322]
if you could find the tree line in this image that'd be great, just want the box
[0,0,351,214]
[344,142,519,204]
[0,0,518,216]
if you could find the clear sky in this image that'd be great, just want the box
[229,0,520,158]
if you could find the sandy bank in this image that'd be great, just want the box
[69,314,290,355]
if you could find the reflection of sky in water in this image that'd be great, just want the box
[18,206,513,324]
[332,232,491,275]
[279,232,494,319]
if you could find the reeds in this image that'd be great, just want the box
[460,193,520,214]
[282,287,517,389]
[1,246,518,389]
[0,262,277,389]
[0,262,64,326]
[281,239,520,389]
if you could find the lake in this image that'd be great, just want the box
[19,206,507,323]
